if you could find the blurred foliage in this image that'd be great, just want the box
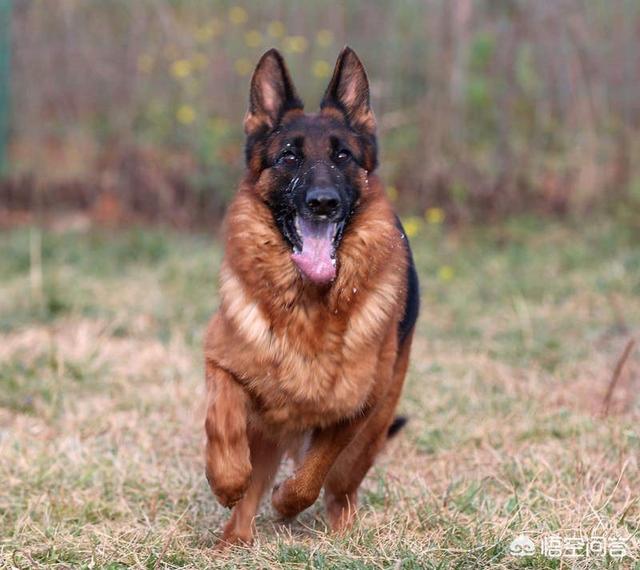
[0,0,11,175]
[2,0,640,225]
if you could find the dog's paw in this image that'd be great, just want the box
[214,525,253,550]
[324,491,358,533]
[214,484,248,509]
[205,466,250,509]
[271,478,319,519]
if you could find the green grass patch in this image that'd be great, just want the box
[0,218,638,568]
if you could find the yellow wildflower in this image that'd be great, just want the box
[245,30,262,48]
[176,105,196,125]
[228,6,248,25]
[316,29,334,47]
[283,36,308,54]
[438,266,455,281]
[195,24,212,43]
[171,59,192,79]
[425,207,445,224]
[402,216,422,238]
[267,21,285,38]
[312,60,331,78]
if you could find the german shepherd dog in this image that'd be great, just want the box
[204,47,419,546]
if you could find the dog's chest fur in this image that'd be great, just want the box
[207,260,403,430]
[204,185,407,432]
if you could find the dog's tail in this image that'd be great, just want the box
[387,415,408,438]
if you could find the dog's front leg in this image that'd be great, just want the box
[204,359,252,508]
[271,413,369,518]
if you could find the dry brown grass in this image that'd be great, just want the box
[0,220,639,568]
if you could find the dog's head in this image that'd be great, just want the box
[243,47,377,285]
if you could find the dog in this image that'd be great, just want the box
[204,46,419,546]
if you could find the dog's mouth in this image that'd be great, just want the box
[287,216,345,285]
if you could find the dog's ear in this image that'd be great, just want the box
[321,47,376,135]
[244,49,303,135]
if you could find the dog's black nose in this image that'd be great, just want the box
[305,187,340,218]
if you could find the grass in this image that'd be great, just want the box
[0,217,639,569]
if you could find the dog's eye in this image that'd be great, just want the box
[278,151,299,168]
[335,149,352,163]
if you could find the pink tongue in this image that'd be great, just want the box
[291,218,336,284]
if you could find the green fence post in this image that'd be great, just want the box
[0,0,12,176]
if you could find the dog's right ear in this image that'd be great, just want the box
[244,49,303,135]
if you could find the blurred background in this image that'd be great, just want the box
[1,0,640,229]
[0,0,640,226]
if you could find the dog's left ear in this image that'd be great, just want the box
[320,47,376,135]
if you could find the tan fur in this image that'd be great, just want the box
[204,174,414,546]
[203,47,416,547]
